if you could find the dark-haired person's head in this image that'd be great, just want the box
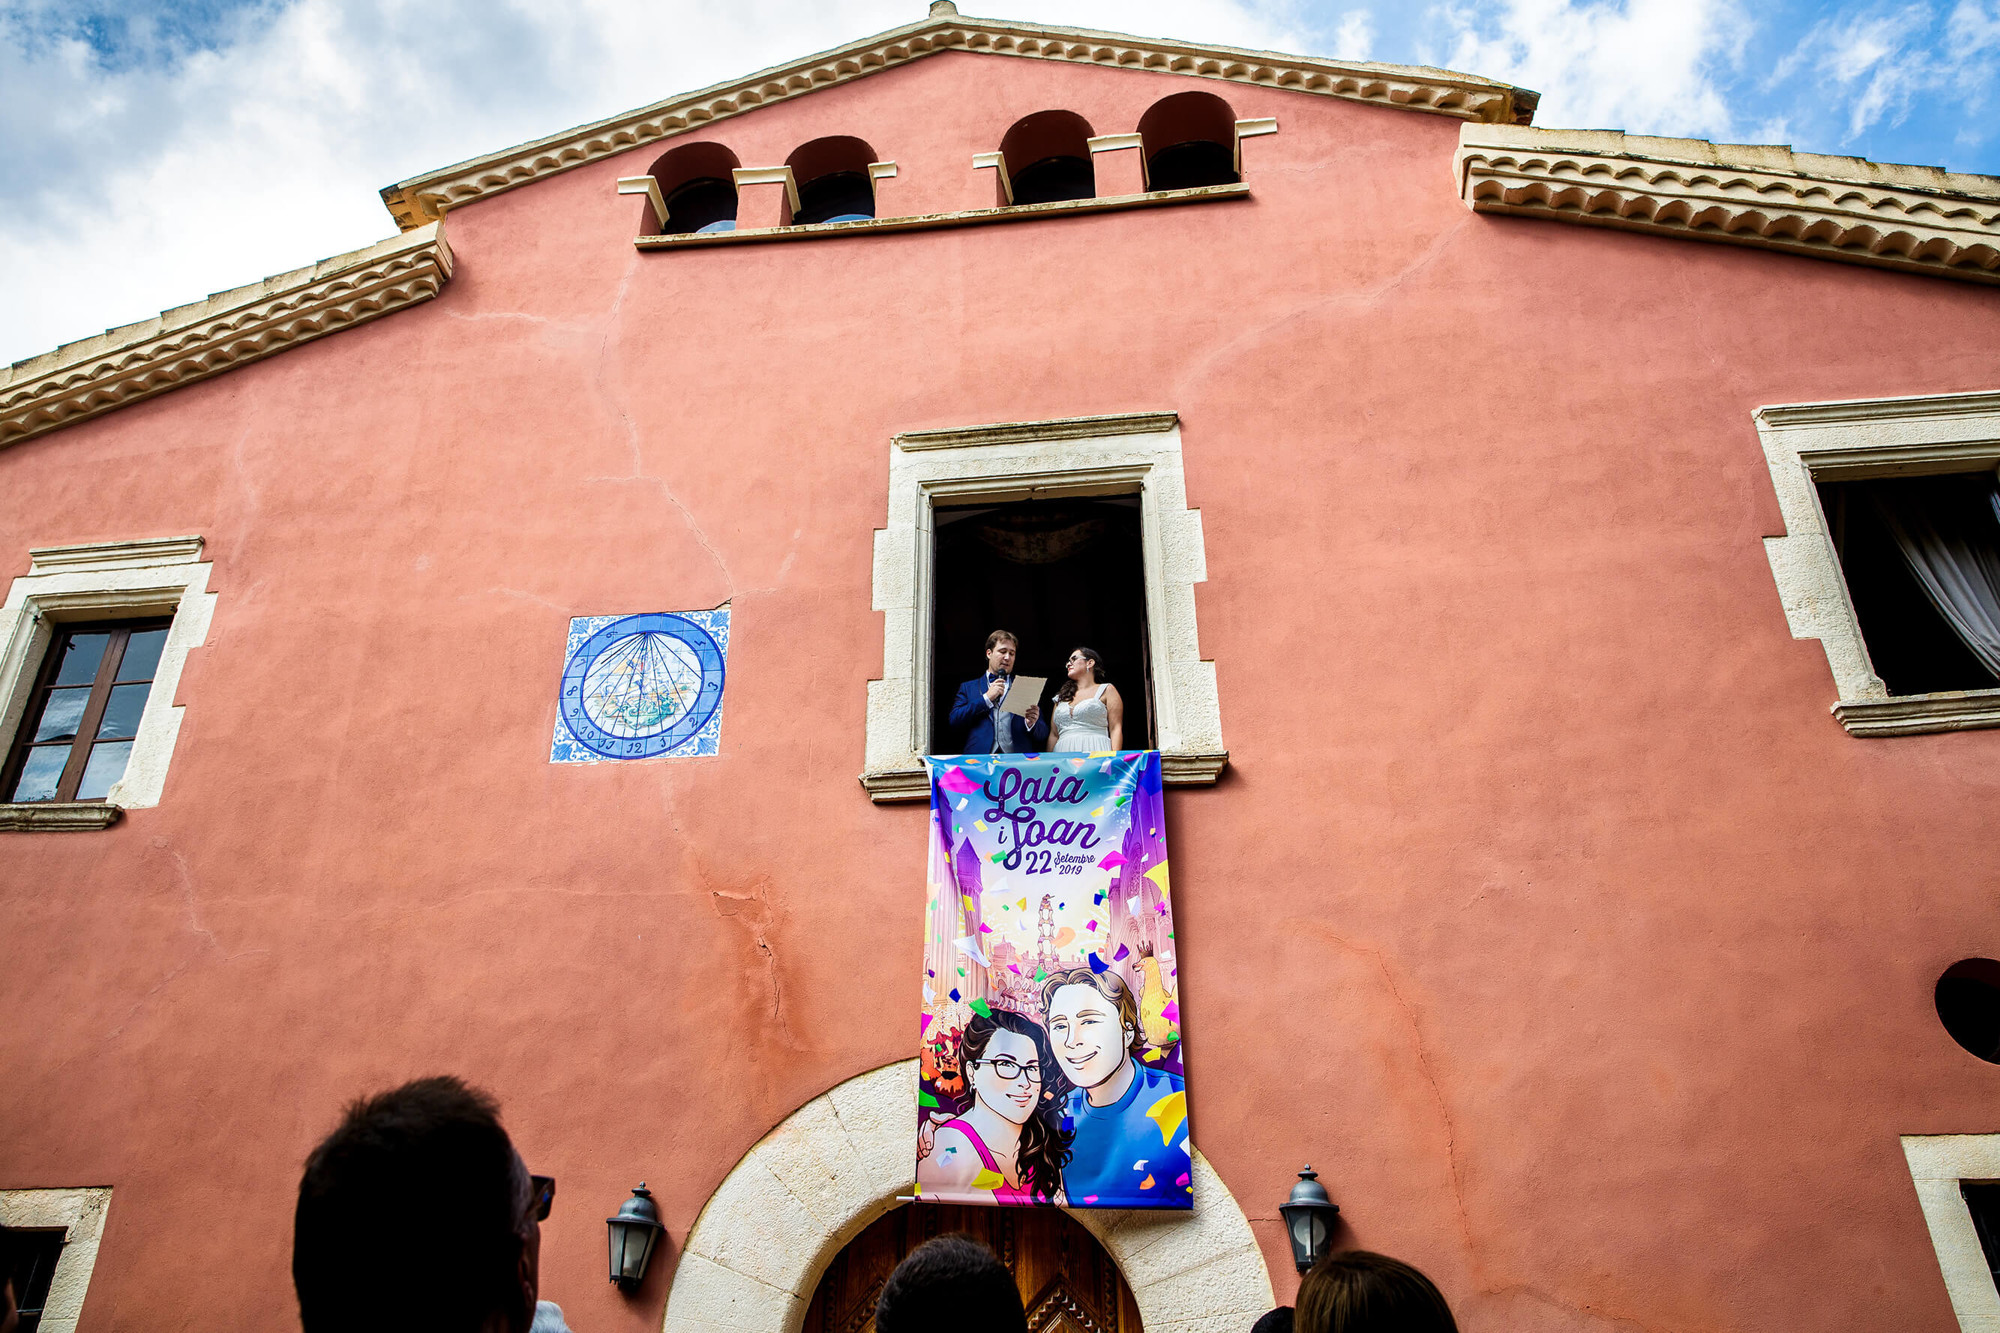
[294,1076,541,1333]
[1250,1307,1294,1333]
[1294,1250,1456,1333]
[875,1233,1025,1333]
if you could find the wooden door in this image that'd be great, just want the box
[803,1203,1143,1333]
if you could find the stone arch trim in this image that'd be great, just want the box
[661,1059,1274,1332]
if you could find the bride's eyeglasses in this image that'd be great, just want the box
[973,1055,1043,1082]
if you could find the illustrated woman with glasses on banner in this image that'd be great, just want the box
[916,1008,1073,1204]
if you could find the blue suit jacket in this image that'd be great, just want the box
[948,674,1049,755]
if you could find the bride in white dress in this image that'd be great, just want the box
[1049,646,1124,753]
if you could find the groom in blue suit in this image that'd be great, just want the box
[948,629,1048,755]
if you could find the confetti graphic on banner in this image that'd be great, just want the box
[913,752,1190,1210]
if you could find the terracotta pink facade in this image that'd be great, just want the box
[4,25,2000,1333]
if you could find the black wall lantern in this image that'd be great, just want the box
[606,1182,666,1290]
[1278,1165,1340,1273]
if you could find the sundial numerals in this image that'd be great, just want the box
[558,613,726,759]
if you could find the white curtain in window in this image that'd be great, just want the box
[1872,483,2000,680]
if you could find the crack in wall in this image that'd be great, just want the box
[1300,923,1475,1257]
[1173,215,1473,406]
[474,586,574,614]
[50,841,265,1074]
[710,884,800,1050]
[1482,1281,1677,1333]
[583,248,739,599]
[1302,923,1679,1333]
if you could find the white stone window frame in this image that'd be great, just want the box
[0,1187,113,1333]
[1755,391,2000,737]
[1905,1135,2000,1332]
[0,537,216,829]
[863,412,1225,801]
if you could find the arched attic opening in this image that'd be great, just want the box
[646,141,741,235]
[1000,110,1095,206]
[1139,91,1240,190]
[786,135,879,224]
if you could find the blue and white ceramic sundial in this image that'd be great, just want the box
[551,610,729,762]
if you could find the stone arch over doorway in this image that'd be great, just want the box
[660,1060,1274,1332]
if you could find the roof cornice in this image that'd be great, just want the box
[1,223,452,451]
[1456,124,2000,285]
[380,10,1535,231]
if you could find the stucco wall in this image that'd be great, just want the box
[2,47,1999,1333]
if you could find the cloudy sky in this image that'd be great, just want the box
[2,0,1996,367]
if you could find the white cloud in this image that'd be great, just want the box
[1774,1,1999,147]
[1423,0,1750,139]
[1799,4,1934,136]
[1948,0,2000,48]
[0,0,1306,367]
[1333,7,1376,57]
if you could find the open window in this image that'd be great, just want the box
[1817,471,2000,697]
[863,412,1224,801]
[1138,91,1240,191]
[929,496,1154,756]
[1755,391,2000,736]
[786,136,878,224]
[646,141,742,235]
[999,111,1095,205]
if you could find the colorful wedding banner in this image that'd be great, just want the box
[915,750,1191,1210]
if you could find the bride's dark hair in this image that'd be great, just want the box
[1054,646,1107,705]
[958,1010,1073,1203]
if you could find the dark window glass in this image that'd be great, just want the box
[1818,473,2000,695]
[117,628,168,681]
[11,748,67,802]
[6,1228,64,1333]
[77,742,134,800]
[32,688,89,743]
[95,684,150,741]
[793,171,875,224]
[51,633,109,686]
[3,618,169,804]
[662,177,738,235]
[1965,1181,2000,1293]
[1011,155,1094,205]
[1145,139,1237,190]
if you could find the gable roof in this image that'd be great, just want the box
[377,2,1538,231]
[9,9,1995,455]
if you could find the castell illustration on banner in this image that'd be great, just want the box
[915,750,1190,1209]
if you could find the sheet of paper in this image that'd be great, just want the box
[998,675,1046,716]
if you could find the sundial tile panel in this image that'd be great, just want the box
[549,608,730,763]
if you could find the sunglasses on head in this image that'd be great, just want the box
[529,1175,556,1222]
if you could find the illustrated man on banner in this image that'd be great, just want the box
[1039,968,1191,1207]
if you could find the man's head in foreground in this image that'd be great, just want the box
[294,1076,540,1333]
[875,1233,1026,1333]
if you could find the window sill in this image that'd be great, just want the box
[636,183,1249,250]
[0,801,122,832]
[1834,690,2000,737]
[859,751,1228,803]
